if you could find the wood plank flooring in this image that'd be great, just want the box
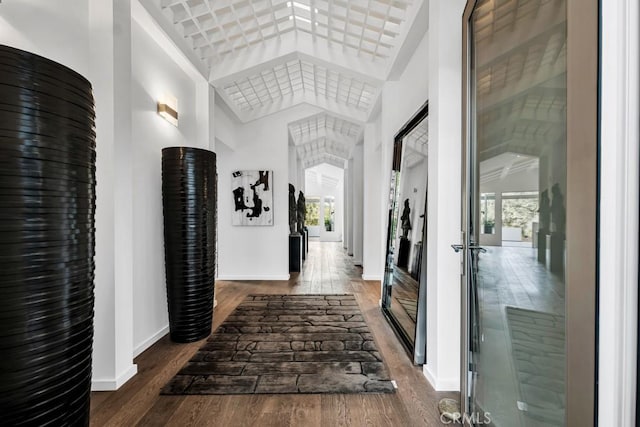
[90,242,454,426]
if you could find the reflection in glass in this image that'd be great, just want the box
[480,193,495,234]
[469,0,567,425]
[501,192,539,243]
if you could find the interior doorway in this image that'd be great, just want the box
[304,164,344,243]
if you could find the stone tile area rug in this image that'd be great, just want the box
[161,294,395,395]
[505,306,565,426]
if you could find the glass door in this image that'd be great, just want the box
[461,0,598,425]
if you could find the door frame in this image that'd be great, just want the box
[460,0,599,424]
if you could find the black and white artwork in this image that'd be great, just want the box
[231,170,273,226]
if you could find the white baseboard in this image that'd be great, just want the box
[217,275,290,281]
[423,364,459,391]
[133,325,170,358]
[91,364,138,391]
[362,274,382,281]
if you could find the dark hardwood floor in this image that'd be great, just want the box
[90,242,454,426]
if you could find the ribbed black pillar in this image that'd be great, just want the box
[162,147,216,343]
[0,45,96,425]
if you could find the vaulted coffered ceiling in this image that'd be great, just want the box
[140,0,428,124]
[161,0,409,61]
[140,0,427,173]
[289,112,362,169]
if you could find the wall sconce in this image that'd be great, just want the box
[157,94,178,127]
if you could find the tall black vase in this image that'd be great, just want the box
[162,147,216,343]
[0,45,96,425]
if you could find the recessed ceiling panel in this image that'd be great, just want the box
[162,0,415,62]
[289,111,362,144]
[222,58,378,113]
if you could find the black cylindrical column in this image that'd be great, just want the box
[162,147,216,343]
[0,45,96,425]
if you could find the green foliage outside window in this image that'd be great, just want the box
[305,201,319,226]
[502,197,539,239]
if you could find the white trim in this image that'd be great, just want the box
[598,0,639,424]
[361,274,382,281]
[423,364,459,392]
[91,364,138,391]
[216,275,291,281]
[133,325,169,359]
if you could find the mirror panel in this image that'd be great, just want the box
[382,103,428,359]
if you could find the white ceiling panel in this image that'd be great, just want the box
[289,111,361,169]
[162,0,414,62]
[220,57,379,115]
[288,111,362,145]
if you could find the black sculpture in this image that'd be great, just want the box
[551,183,566,235]
[539,189,551,233]
[162,147,217,343]
[537,189,551,263]
[0,45,96,426]
[289,184,297,234]
[401,199,412,238]
[297,191,306,233]
[549,183,566,275]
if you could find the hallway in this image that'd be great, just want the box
[90,242,454,426]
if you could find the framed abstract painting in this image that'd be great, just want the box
[231,170,273,226]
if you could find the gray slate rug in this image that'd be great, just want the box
[161,294,395,395]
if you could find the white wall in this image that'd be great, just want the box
[0,0,90,76]
[343,168,350,250]
[362,122,384,280]
[130,18,207,357]
[368,22,430,283]
[347,158,355,256]
[214,100,239,150]
[352,144,364,265]
[424,0,466,391]
[216,104,320,280]
[288,146,298,191]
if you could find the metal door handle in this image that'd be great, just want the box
[451,244,464,253]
